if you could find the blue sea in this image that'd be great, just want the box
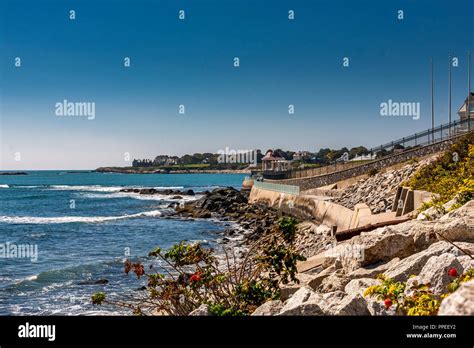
[0,171,245,315]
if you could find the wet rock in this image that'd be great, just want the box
[78,279,109,285]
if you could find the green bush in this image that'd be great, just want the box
[92,218,306,316]
[404,132,474,210]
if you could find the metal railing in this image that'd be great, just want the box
[263,118,473,180]
[253,181,300,195]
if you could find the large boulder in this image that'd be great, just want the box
[325,219,437,274]
[318,291,346,314]
[333,293,370,315]
[277,287,324,316]
[251,300,284,316]
[433,201,474,243]
[434,218,474,243]
[438,280,474,315]
[384,242,454,282]
[338,223,419,273]
[346,258,400,280]
[414,253,464,296]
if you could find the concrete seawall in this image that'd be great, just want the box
[249,186,355,230]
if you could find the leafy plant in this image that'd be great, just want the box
[446,268,474,294]
[91,218,306,316]
[364,275,439,316]
[399,281,440,316]
[404,132,474,211]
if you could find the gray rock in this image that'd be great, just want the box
[347,258,400,280]
[307,265,336,290]
[189,304,211,316]
[416,253,464,296]
[318,291,346,314]
[457,255,474,271]
[366,296,400,316]
[333,293,370,315]
[277,287,324,316]
[384,241,453,282]
[251,300,284,316]
[318,274,351,293]
[339,224,418,273]
[438,280,474,315]
[434,216,474,243]
[344,278,379,296]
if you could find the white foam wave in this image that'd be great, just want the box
[0,184,9,188]
[0,210,162,224]
[80,192,201,202]
[50,185,185,193]
[50,185,123,192]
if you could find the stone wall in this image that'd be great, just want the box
[267,137,460,191]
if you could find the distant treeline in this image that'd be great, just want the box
[132,146,371,168]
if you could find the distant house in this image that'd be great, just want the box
[293,151,312,162]
[457,92,474,123]
[262,149,291,172]
[153,155,179,166]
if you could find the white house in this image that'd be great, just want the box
[457,92,474,123]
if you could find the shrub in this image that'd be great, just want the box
[404,132,474,210]
[92,219,306,316]
[364,269,474,316]
[364,275,439,316]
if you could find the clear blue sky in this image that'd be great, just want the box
[1,0,473,169]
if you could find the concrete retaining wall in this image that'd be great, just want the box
[249,186,355,230]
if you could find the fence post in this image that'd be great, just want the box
[440,124,443,140]
[415,133,417,146]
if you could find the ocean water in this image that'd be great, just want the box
[0,171,245,315]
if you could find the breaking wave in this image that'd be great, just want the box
[0,210,162,224]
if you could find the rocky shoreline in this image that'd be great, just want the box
[120,160,473,317]
[162,184,473,316]
[169,187,281,245]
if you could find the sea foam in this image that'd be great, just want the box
[0,210,162,224]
